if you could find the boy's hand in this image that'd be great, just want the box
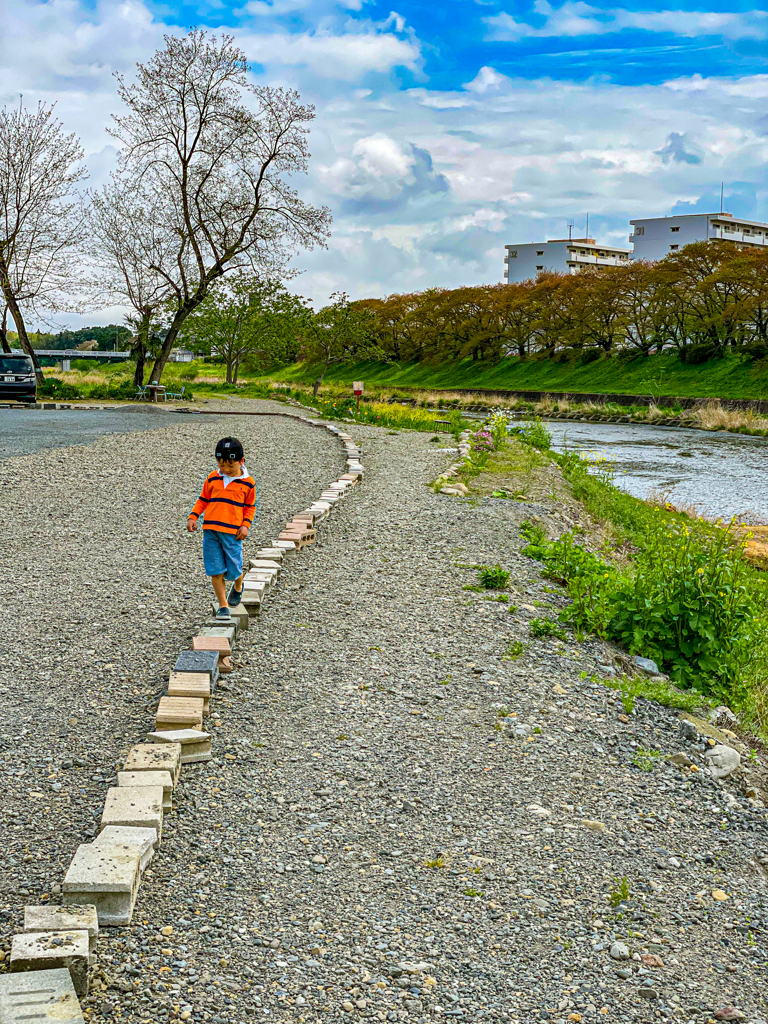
[187,517,197,533]
[236,525,249,540]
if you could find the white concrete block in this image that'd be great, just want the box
[10,931,90,997]
[94,825,158,871]
[123,743,181,786]
[117,771,173,811]
[62,844,141,926]
[23,906,98,957]
[100,787,163,839]
[0,967,85,1023]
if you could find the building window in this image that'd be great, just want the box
[670,226,680,232]
[536,250,544,255]
[670,244,679,250]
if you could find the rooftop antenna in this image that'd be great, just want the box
[567,219,574,240]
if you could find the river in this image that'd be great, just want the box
[544,419,768,523]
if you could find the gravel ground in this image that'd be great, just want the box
[1,400,767,1024]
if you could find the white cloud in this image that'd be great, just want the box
[241,26,420,78]
[486,1,768,41]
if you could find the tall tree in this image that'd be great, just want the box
[90,176,177,385]
[110,29,331,385]
[181,275,309,383]
[0,100,87,381]
[302,292,379,397]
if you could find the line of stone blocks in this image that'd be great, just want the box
[9,417,363,1010]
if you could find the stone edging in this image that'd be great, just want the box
[0,412,364,1020]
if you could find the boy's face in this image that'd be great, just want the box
[217,456,244,476]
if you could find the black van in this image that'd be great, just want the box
[0,354,37,404]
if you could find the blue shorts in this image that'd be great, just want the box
[202,529,243,581]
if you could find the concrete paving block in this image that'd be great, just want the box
[155,696,204,732]
[123,743,180,786]
[244,571,276,591]
[197,625,237,643]
[272,539,298,553]
[147,729,212,764]
[192,635,231,656]
[248,559,282,572]
[117,771,174,811]
[23,907,98,957]
[100,786,163,838]
[10,931,90,997]
[0,967,85,1023]
[167,675,210,714]
[173,650,219,687]
[62,844,141,926]
[209,602,249,630]
[255,548,284,561]
[93,826,158,871]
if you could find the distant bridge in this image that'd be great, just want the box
[12,348,132,371]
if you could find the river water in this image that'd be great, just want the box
[544,419,768,523]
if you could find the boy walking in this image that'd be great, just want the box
[187,437,258,619]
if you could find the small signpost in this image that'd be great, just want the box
[353,380,364,412]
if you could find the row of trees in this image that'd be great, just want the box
[0,30,330,383]
[355,243,768,366]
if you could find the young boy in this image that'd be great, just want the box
[187,437,258,620]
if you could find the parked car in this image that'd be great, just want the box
[0,354,37,404]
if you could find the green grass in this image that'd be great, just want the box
[269,351,768,402]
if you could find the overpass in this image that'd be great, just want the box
[12,348,132,371]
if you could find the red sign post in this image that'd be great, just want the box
[353,380,364,412]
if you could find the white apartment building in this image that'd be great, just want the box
[503,237,632,283]
[629,212,768,261]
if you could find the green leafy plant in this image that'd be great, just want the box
[424,856,445,869]
[608,876,631,907]
[510,418,552,451]
[530,617,568,641]
[631,747,662,771]
[462,888,484,897]
[620,688,635,715]
[484,594,509,603]
[477,564,510,589]
[508,640,525,658]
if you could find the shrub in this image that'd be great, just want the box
[510,418,552,451]
[477,564,510,589]
[578,347,602,366]
[38,377,83,400]
[529,617,568,640]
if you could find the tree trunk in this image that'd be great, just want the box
[148,317,183,385]
[0,267,43,383]
[131,313,150,386]
[0,305,10,354]
[312,368,326,399]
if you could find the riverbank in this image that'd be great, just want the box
[270,351,768,402]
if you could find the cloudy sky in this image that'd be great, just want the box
[3,0,767,325]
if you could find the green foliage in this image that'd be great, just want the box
[620,688,635,714]
[509,418,552,451]
[631,747,663,771]
[477,564,510,589]
[37,377,83,399]
[603,674,705,713]
[608,876,631,907]
[508,640,525,658]
[529,617,568,640]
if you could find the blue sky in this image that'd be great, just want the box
[3,0,768,323]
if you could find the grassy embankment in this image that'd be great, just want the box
[270,351,768,401]
[451,417,768,741]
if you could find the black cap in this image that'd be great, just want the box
[215,436,244,461]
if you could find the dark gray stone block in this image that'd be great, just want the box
[173,650,219,691]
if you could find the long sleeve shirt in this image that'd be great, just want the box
[189,468,258,535]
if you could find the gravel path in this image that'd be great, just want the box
[1,401,766,1024]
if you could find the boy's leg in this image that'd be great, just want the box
[211,573,228,609]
